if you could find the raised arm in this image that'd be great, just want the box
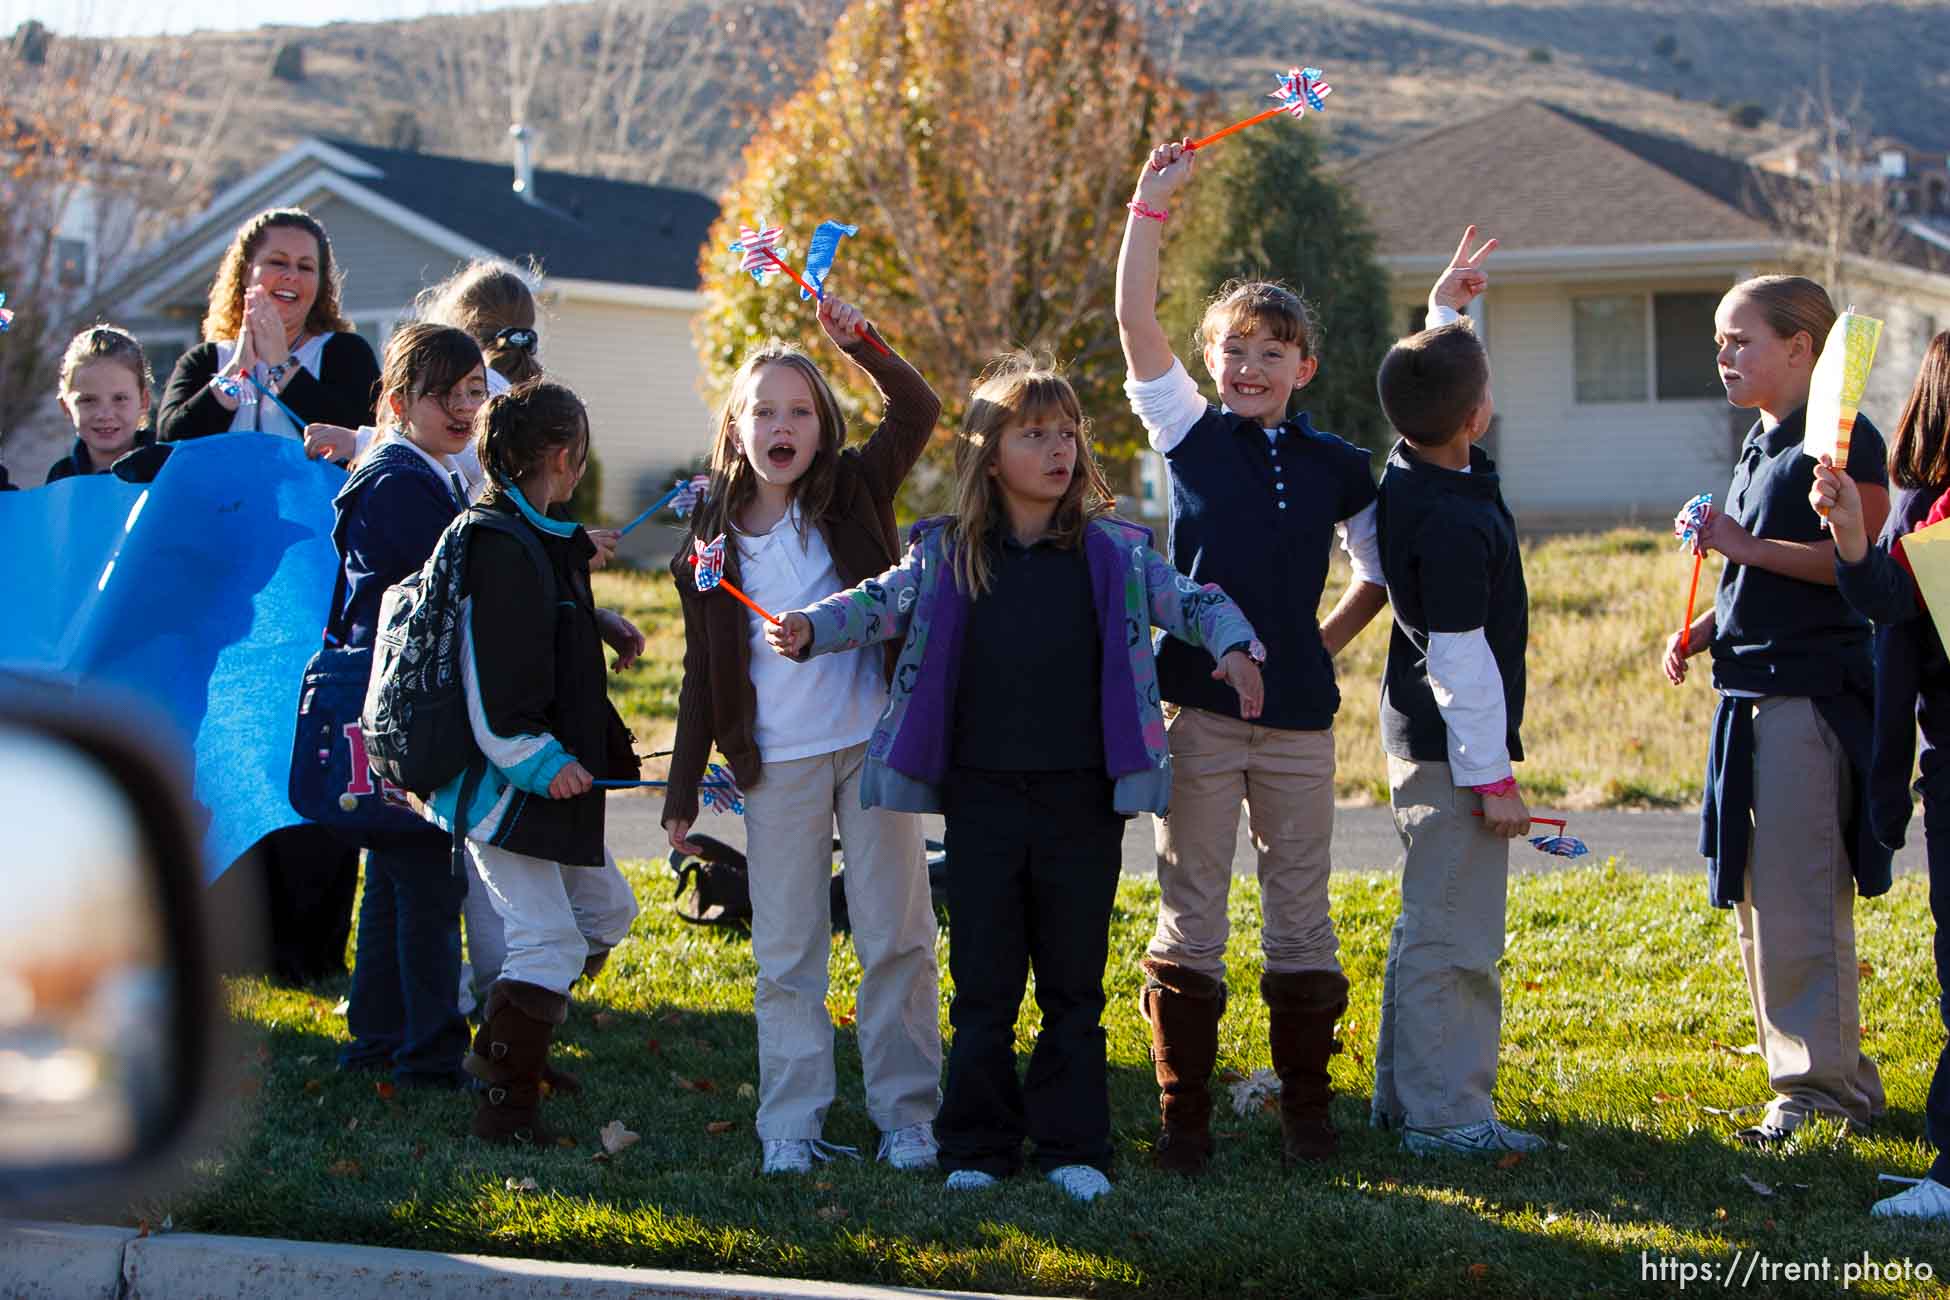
[1116,141,1197,385]
[821,296,942,503]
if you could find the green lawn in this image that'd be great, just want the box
[160,863,1950,1298]
[596,527,1727,809]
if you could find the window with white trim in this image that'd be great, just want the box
[1572,290,1724,404]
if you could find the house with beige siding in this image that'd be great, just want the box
[1338,102,1950,528]
[104,137,719,530]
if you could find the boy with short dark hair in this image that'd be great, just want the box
[1371,227,1548,1157]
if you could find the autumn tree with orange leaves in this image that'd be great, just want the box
[697,0,1190,506]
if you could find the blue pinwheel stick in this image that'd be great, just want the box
[618,474,709,537]
[214,372,311,431]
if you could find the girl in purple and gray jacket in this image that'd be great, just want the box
[768,356,1263,1203]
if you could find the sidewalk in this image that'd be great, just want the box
[2,1219,1050,1300]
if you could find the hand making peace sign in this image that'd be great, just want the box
[1429,225,1500,315]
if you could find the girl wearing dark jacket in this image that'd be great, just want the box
[419,380,641,1145]
[1813,329,1950,1221]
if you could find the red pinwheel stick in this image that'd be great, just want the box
[1679,552,1705,656]
[759,249,891,356]
[1187,105,1288,153]
[685,554,781,625]
[1472,813,1568,829]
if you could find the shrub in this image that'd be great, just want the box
[271,41,306,83]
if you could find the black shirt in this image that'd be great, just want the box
[1377,439,1528,766]
[1712,406,1887,697]
[952,532,1103,771]
[1157,408,1376,731]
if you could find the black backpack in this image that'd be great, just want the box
[360,507,554,797]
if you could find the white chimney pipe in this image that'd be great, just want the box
[510,123,536,203]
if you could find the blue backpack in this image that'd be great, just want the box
[360,506,554,799]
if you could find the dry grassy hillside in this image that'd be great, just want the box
[84,0,1950,202]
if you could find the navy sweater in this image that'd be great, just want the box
[329,439,464,648]
[1157,407,1375,730]
[43,428,157,483]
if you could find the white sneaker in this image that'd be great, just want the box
[1403,1119,1550,1158]
[760,1137,860,1175]
[876,1122,939,1171]
[1046,1164,1112,1202]
[945,1169,999,1191]
[1872,1177,1950,1220]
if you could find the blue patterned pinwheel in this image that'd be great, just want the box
[1672,492,1713,549]
[0,292,12,333]
[799,220,860,301]
[699,762,747,816]
[671,473,709,518]
[1529,834,1590,859]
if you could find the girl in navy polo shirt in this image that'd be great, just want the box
[1664,275,1892,1146]
[1112,137,1388,1173]
[1814,329,1950,1218]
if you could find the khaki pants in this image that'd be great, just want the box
[744,741,941,1140]
[1738,696,1885,1131]
[1371,756,1509,1130]
[1147,706,1341,981]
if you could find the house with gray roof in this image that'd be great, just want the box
[105,136,721,526]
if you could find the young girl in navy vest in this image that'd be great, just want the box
[769,357,1263,1201]
[1113,138,1388,1172]
[422,380,642,1144]
[332,323,488,1088]
[1665,275,1891,1146]
[1813,329,1950,1219]
[665,297,943,1176]
[46,326,155,483]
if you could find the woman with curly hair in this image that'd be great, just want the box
[155,207,380,443]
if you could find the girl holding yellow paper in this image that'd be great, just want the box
[1814,329,1950,1220]
[1664,274,1892,1149]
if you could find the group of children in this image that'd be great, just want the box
[17,135,1950,1222]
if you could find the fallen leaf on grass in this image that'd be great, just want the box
[331,998,350,1015]
[1495,1152,1524,1170]
[1859,961,1876,981]
[600,1121,639,1155]
[592,1012,617,1030]
[644,1037,663,1055]
[673,1073,715,1093]
[303,1078,323,1096]
[1542,1212,1561,1226]
[1740,1174,1775,1198]
[737,1083,756,1102]
[1466,1263,1489,1282]
[505,1176,539,1194]
[705,1120,736,1135]
[1714,1207,1729,1221]
[815,1205,848,1222]
[830,1004,857,1028]
[1130,1230,1152,1243]
[327,1159,362,1179]
[344,1117,360,1135]
[374,1081,398,1101]
[1701,1103,1765,1117]
[814,1180,833,1191]
[411,1142,428,1160]
[1520,980,1544,993]
[1712,1041,1765,1058]
[555,1136,578,1149]
[296,1055,317,1065]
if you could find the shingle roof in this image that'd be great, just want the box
[319,137,720,291]
[1339,101,1774,258]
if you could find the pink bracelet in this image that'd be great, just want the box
[1472,776,1518,797]
[1127,200,1169,223]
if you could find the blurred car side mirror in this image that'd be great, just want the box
[0,684,214,1204]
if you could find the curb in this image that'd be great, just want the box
[5,1220,1047,1300]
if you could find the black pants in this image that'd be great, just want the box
[1921,792,1950,1183]
[259,825,361,986]
[936,768,1123,1177]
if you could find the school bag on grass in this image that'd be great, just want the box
[360,507,555,847]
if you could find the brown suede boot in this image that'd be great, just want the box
[1140,957,1226,1176]
[468,979,568,1145]
[1262,969,1350,1165]
[469,982,583,1097]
